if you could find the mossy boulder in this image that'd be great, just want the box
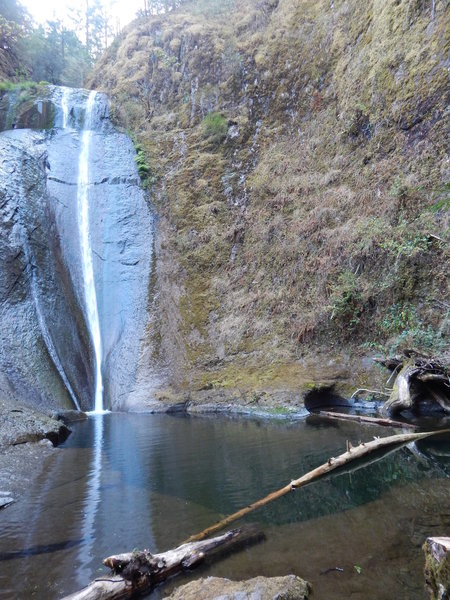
[424,537,450,600]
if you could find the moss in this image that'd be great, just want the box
[423,539,450,600]
[88,0,449,390]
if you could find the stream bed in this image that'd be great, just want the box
[0,413,449,599]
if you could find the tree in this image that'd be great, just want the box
[0,0,31,78]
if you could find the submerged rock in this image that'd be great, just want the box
[164,575,311,600]
[51,410,88,424]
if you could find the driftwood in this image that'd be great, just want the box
[377,351,450,416]
[61,527,264,600]
[184,429,447,543]
[316,410,417,429]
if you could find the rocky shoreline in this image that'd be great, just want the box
[0,397,71,450]
[0,397,73,508]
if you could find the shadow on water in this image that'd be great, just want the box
[0,540,83,561]
[0,413,448,600]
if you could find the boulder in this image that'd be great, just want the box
[164,574,311,600]
[423,537,449,600]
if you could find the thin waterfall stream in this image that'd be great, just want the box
[75,91,104,414]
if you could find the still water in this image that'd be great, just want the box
[0,413,449,599]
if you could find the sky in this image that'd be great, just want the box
[21,0,144,30]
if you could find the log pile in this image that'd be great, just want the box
[376,350,450,416]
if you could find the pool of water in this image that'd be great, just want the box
[0,413,448,599]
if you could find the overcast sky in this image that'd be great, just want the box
[21,0,144,30]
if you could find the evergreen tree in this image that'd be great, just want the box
[0,0,30,78]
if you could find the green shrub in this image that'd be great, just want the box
[328,270,362,329]
[0,80,37,92]
[379,303,446,353]
[201,112,228,144]
[132,140,154,188]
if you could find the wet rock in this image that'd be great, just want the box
[0,128,93,412]
[424,537,450,600]
[164,575,311,600]
[0,397,71,450]
[0,86,155,413]
[0,492,14,509]
[51,410,88,424]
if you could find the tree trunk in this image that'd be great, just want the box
[184,429,447,543]
[62,528,264,600]
[316,410,417,429]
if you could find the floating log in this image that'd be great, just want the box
[315,410,417,429]
[61,527,264,600]
[184,429,448,543]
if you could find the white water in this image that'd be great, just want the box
[61,87,70,128]
[77,91,105,414]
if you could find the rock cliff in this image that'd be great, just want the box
[89,0,448,408]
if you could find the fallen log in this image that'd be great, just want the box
[184,429,449,543]
[61,527,264,600]
[315,410,417,429]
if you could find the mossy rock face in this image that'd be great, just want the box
[423,537,450,600]
[15,100,55,130]
[88,0,449,394]
[0,85,55,131]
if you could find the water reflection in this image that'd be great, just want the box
[0,414,448,600]
[76,414,104,586]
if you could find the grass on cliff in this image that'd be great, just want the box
[88,0,449,388]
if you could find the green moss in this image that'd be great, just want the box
[423,540,450,600]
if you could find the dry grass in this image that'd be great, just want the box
[89,0,449,388]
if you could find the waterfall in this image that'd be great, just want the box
[61,87,70,129]
[77,91,105,414]
[1,84,153,412]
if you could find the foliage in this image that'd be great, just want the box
[428,182,450,214]
[0,78,36,91]
[132,139,154,188]
[368,302,447,354]
[0,0,116,85]
[201,112,227,144]
[328,270,362,329]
